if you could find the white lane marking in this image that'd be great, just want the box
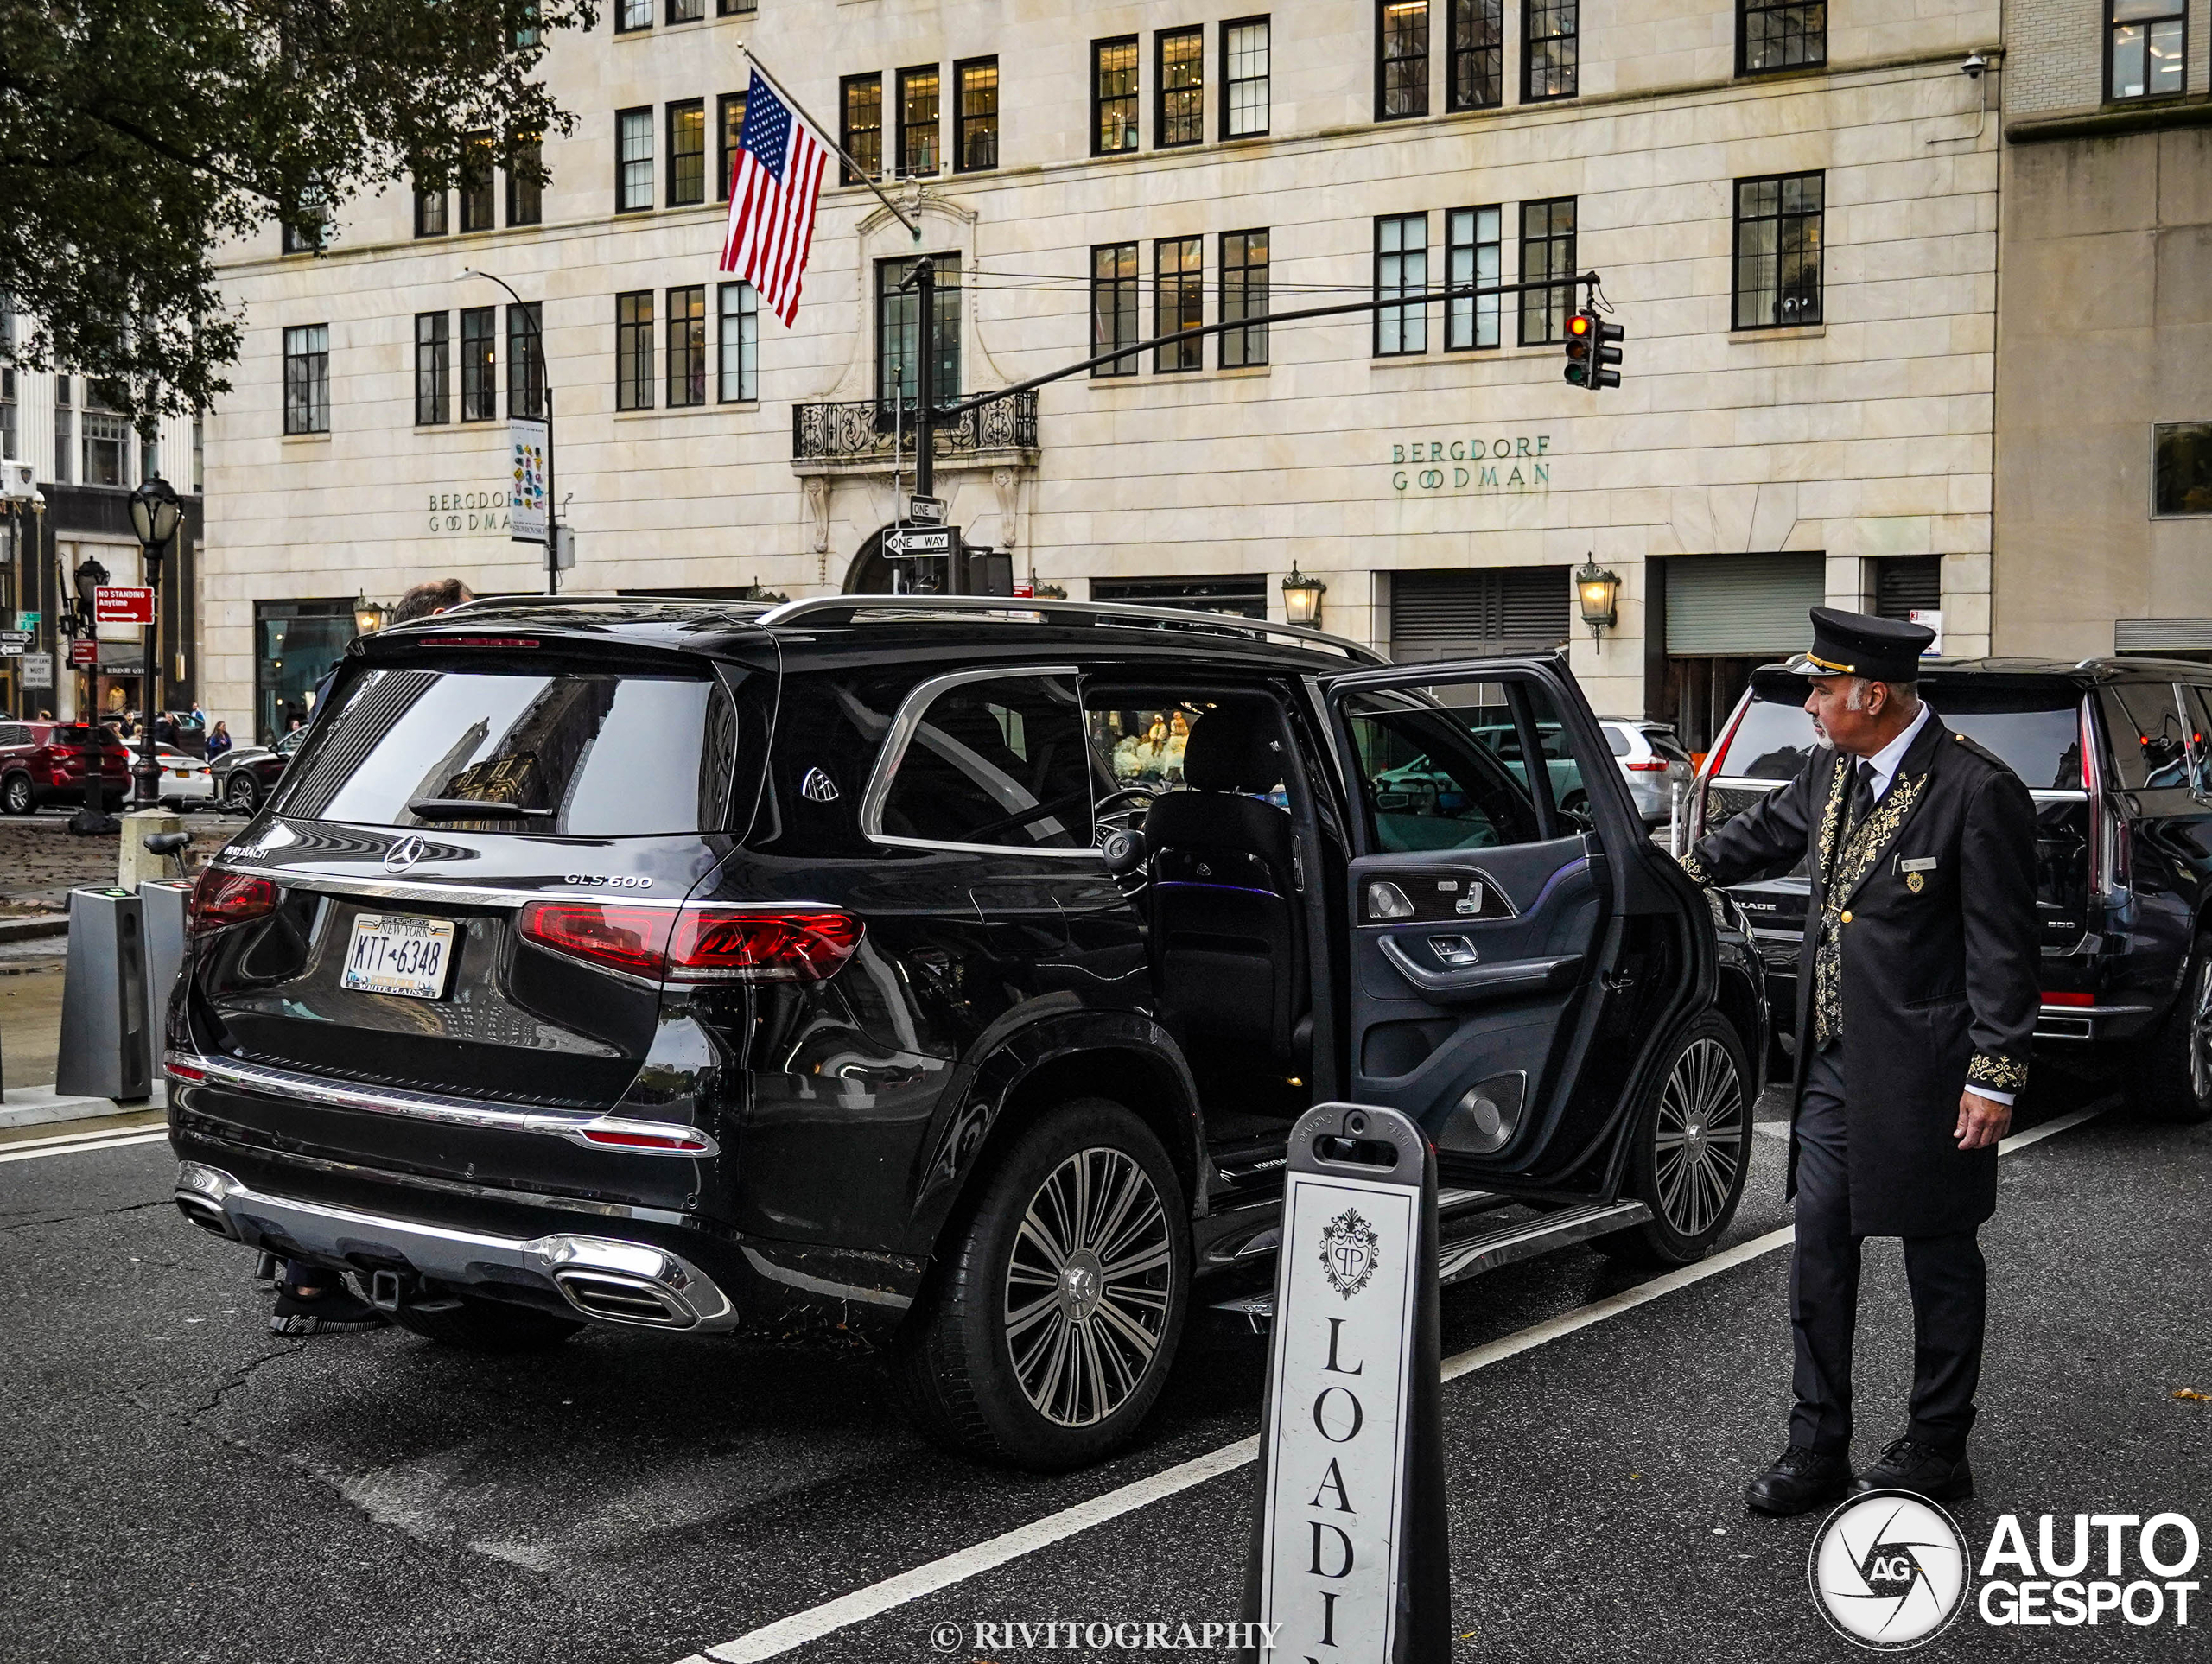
[678,1098,2113,1663]
[0,1129,168,1164]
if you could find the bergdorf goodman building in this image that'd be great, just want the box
[202,0,2002,746]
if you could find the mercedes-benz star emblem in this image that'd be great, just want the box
[383,835,429,874]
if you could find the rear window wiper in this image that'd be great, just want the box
[405,797,556,822]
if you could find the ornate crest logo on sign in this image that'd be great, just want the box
[1319,1208,1381,1299]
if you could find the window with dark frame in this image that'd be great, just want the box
[507,303,544,419]
[1091,242,1141,377]
[53,374,70,480]
[1738,1,1826,75]
[1449,0,1503,110]
[715,0,755,15]
[666,0,702,22]
[414,183,448,238]
[666,285,706,407]
[615,0,651,32]
[668,99,706,206]
[1518,196,1576,345]
[1154,238,1204,372]
[719,283,759,403]
[616,290,654,410]
[1094,37,1140,155]
[1159,27,1205,148]
[414,312,450,425]
[1223,17,1270,137]
[1375,213,1427,355]
[957,58,999,171]
[1732,171,1822,329]
[2154,423,2212,515]
[841,75,883,185]
[459,132,496,231]
[616,107,653,210]
[1220,228,1269,367]
[1378,2,1429,120]
[718,92,747,199]
[898,66,941,178]
[875,253,961,404]
[2110,1,2187,98]
[506,138,543,225]
[1524,0,1579,101]
[1446,205,1501,350]
[283,324,329,435]
[459,305,497,421]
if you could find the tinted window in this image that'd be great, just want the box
[0,725,25,746]
[1343,683,1543,852]
[2183,688,2212,798]
[880,674,1092,850]
[283,669,738,835]
[1649,731,1693,765]
[1931,688,2082,792]
[1714,696,1818,781]
[2101,683,2189,791]
[1604,726,1631,758]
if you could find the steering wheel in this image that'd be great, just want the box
[1094,783,1163,840]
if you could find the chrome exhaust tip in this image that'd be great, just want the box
[174,1195,236,1238]
[552,1268,697,1328]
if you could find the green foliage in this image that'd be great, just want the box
[0,0,597,422]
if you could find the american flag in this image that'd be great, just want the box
[719,71,829,327]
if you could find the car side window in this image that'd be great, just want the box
[1342,683,1542,852]
[2101,683,2190,791]
[0,724,24,747]
[2183,688,2212,797]
[879,673,1092,851]
[1477,684,1592,827]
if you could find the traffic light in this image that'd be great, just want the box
[1563,312,1625,391]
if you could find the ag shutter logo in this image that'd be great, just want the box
[1809,1491,1973,1650]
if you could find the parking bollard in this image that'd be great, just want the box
[55,886,153,1103]
[138,878,193,1062]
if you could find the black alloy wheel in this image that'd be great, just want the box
[1,774,32,816]
[1599,1011,1753,1266]
[2127,944,2212,1123]
[221,772,260,813]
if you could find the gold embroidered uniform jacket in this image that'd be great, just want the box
[1681,716,2039,1235]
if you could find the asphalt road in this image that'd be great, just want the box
[1,1066,2205,1664]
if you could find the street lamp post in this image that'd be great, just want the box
[126,475,182,809]
[460,268,557,595]
[68,553,112,833]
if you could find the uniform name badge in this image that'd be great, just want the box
[1898,855,1936,893]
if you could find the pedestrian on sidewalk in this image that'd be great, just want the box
[205,721,232,759]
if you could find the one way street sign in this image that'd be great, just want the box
[884,527,957,556]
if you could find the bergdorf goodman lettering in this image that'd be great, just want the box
[425,489,512,534]
[1390,434,1554,494]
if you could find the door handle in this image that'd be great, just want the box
[1376,935,1582,1003]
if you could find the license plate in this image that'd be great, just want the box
[341,913,456,1000]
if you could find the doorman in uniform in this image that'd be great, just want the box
[1680,607,2040,1513]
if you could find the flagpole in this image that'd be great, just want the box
[737,45,923,241]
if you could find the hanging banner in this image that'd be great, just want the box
[509,418,550,543]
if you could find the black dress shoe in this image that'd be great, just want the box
[1851,1436,1974,1502]
[1745,1445,1853,1515]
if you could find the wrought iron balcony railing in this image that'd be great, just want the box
[791,391,1039,465]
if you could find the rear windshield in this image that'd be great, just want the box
[277,668,741,835]
[49,726,110,748]
[1716,686,2083,791]
[1714,701,1819,781]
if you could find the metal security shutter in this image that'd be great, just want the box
[1872,556,1942,619]
[1389,566,1570,663]
[1664,554,1825,657]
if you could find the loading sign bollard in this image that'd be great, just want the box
[1242,1102,1451,1663]
[55,886,153,1103]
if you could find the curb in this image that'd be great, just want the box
[0,1080,168,1133]
[0,915,68,943]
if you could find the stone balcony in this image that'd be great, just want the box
[789,391,1039,480]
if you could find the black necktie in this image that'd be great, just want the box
[1847,759,1877,834]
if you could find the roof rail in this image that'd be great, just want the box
[749,593,1386,664]
[436,594,772,615]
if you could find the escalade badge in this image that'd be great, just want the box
[1319,1208,1381,1299]
[800,767,841,803]
[384,835,429,874]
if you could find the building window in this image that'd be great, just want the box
[841,74,883,184]
[1524,0,1579,101]
[1518,196,1576,345]
[718,92,747,200]
[666,285,706,407]
[716,0,755,14]
[875,254,961,403]
[459,132,496,232]
[82,405,129,487]
[956,58,1000,171]
[1446,205,1501,349]
[53,375,70,480]
[1378,2,1429,121]
[719,283,759,403]
[414,183,448,238]
[2153,423,2212,515]
[460,306,497,421]
[1223,17,1270,138]
[507,138,543,225]
[669,99,706,206]
[2110,2,2187,99]
[667,0,701,22]
[1220,229,1269,367]
[1733,171,1822,329]
[414,312,450,425]
[1449,0,1503,110]
[897,66,941,178]
[616,107,654,210]
[140,423,159,484]
[1159,27,1205,148]
[0,314,14,460]
[507,303,544,419]
[1739,1,1826,75]
[1090,242,1141,377]
[615,0,651,32]
[192,409,202,493]
[1154,238,1203,372]
[1095,37,1141,155]
[1375,213,1427,356]
[616,291,654,410]
[282,325,329,435]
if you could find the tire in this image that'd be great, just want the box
[1,773,33,816]
[1598,1011,1754,1267]
[893,1097,1191,1470]
[392,1292,585,1353]
[2126,946,2212,1123]
[221,772,260,813]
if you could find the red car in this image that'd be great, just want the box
[0,720,135,814]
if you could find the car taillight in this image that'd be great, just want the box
[576,1126,715,1153]
[518,900,862,983]
[2041,991,2095,1007]
[189,869,279,935]
[1624,759,1669,771]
